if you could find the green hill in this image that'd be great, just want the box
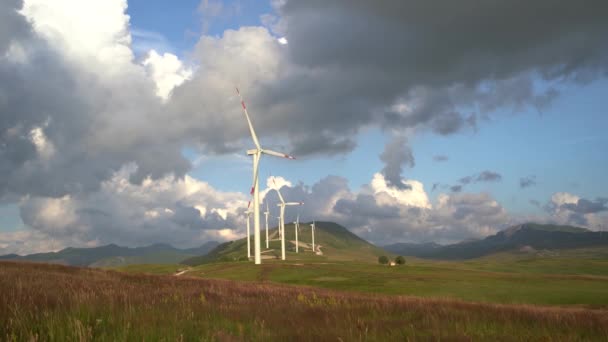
[182,221,389,265]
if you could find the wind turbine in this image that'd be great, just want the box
[294,214,300,253]
[273,177,303,260]
[236,88,295,264]
[264,201,270,249]
[310,221,316,254]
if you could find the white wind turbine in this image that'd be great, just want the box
[310,221,316,254]
[236,88,295,264]
[273,177,303,260]
[264,201,270,249]
[293,214,300,253]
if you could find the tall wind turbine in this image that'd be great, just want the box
[310,221,316,254]
[294,214,300,253]
[273,178,303,260]
[236,88,295,264]
[264,201,270,249]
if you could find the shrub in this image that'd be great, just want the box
[378,256,389,264]
[395,256,405,265]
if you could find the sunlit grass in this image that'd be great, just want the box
[2,261,608,340]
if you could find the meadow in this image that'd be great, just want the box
[2,257,608,340]
[130,247,608,307]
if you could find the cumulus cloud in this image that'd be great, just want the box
[142,50,193,101]
[541,192,608,228]
[7,165,249,254]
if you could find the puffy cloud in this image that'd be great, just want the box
[8,165,249,254]
[542,192,608,228]
[142,50,193,101]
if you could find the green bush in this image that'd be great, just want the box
[395,256,405,265]
[378,255,389,265]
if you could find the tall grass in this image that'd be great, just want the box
[1,261,607,341]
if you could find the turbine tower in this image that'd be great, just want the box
[311,221,316,254]
[273,177,303,260]
[294,214,300,253]
[264,201,270,249]
[236,88,295,264]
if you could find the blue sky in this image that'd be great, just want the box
[1,0,607,252]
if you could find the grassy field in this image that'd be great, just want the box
[2,261,608,341]
[123,247,608,307]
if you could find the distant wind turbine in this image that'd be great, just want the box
[273,177,303,260]
[264,201,270,249]
[236,88,295,264]
[311,221,316,254]
[294,214,300,253]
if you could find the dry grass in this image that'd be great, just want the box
[1,261,607,341]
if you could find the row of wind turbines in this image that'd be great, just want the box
[236,88,316,264]
[246,200,317,261]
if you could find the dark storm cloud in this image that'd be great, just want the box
[520,175,537,188]
[281,0,608,83]
[379,136,414,189]
[433,155,449,162]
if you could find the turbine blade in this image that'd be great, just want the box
[285,202,304,206]
[262,149,296,160]
[272,177,285,203]
[235,88,261,149]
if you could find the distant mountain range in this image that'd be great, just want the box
[0,241,219,267]
[4,223,605,267]
[182,221,388,265]
[384,223,608,259]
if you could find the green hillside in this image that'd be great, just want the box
[182,221,389,265]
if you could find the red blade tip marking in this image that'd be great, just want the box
[241,101,246,109]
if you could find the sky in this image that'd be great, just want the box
[1,0,607,255]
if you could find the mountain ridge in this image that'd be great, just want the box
[0,241,219,267]
[384,223,608,259]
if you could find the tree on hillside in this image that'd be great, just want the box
[378,255,389,264]
[395,256,405,265]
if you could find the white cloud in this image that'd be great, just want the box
[370,173,431,209]
[21,0,134,74]
[142,50,193,101]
